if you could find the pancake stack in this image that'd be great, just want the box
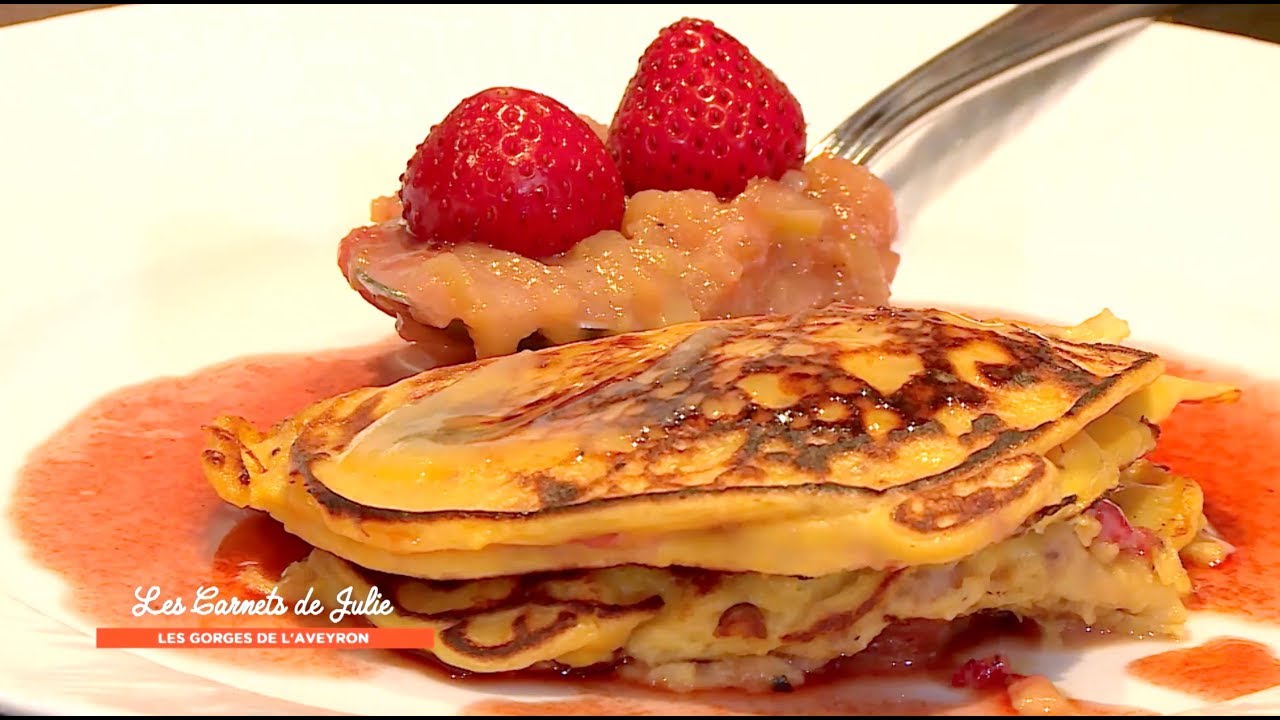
[203,304,1230,691]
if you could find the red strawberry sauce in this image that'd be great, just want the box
[1150,361,1280,622]
[1128,638,1280,702]
[9,339,416,674]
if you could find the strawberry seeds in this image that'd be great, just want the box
[399,18,805,259]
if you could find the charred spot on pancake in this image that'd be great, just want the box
[530,475,582,509]
[781,573,897,643]
[201,449,225,469]
[204,424,238,447]
[1024,495,1078,530]
[715,603,768,639]
[977,361,1038,388]
[332,395,385,449]
[393,575,524,618]
[715,465,766,484]
[892,455,1048,533]
[891,370,988,426]
[885,418,944,443]
[669,567,724,594]
[242,448,266,476]
[960,413,1005,444]
[788,431,873,472]
[598,595,665,618]
[439,609,580,660]
[204,422,263,479]
[1140,417,1162,441]
[432,597,665,659]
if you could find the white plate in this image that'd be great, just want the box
[3,4,1280,715]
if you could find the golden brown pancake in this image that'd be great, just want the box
[279,461,1207,690]
[204,304,1236,690]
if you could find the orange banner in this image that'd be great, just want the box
[96,627,434,649]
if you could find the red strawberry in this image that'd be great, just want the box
[400,87,625,258]
[609,18,806,198]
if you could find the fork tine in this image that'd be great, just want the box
[810,4,1174,166]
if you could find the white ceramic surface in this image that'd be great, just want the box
[2,4,1279,715]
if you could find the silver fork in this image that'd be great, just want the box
[811,4,1177,167]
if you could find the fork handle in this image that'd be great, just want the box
[812,4,1179,164]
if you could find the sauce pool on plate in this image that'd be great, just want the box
[9,339,418,674]
[1152,362,1280,622]
[1127,638,1280,702]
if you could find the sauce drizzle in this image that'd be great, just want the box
[1152,363,1280,621]
[10,339,415,672]
[1128,638,1280,702]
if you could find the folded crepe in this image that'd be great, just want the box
[203,304,1232,690]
